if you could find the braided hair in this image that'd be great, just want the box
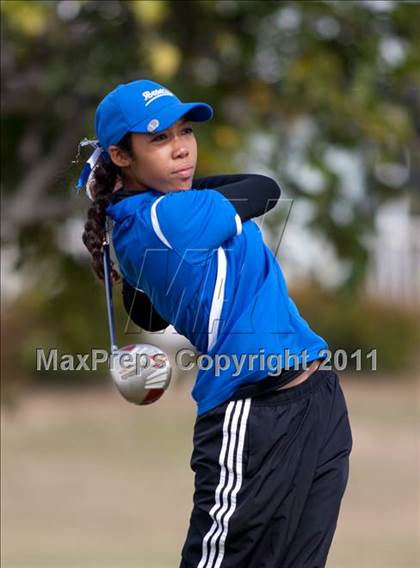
[82,132,133,283]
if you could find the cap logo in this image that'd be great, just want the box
[142,88,174,107]
[147,119,160,132]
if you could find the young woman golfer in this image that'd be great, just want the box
[81,79,353,568]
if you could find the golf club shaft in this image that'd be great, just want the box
[102,224,118,353]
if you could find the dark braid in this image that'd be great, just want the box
[82,132,133,282]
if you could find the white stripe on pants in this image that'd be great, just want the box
[198,398,251,568]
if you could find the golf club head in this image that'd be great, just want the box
[110,343,172,405]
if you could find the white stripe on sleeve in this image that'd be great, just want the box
[207,247,227,352]
[235,213,242,236]
[150,195,173,249]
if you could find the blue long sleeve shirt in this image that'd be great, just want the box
[106,187,328,415]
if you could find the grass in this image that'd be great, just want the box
[1,372,419,567]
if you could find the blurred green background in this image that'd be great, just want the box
[1,1,419,567]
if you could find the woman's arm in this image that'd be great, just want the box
[121,174,281,332]
[122,279,169,332]
[192,174,281,222]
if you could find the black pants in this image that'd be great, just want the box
[180,369,353,568]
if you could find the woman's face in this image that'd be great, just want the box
[109,117,198,193]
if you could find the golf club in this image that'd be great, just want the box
[102,217,172,405]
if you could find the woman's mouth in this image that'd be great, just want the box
[172,166,194,178]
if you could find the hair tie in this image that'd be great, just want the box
[74,138,110,198]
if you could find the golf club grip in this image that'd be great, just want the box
[102,241,118,352]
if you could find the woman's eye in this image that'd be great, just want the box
[151,127,193,142]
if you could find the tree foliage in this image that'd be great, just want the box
[1,0,419,382]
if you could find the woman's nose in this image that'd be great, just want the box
[172,143,188,159]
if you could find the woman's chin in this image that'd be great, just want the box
[166,182,192,192]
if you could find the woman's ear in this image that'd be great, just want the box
[108,145,132,168]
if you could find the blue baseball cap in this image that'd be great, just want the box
[95,79,214,150]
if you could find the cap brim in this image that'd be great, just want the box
[131,101,214,134]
